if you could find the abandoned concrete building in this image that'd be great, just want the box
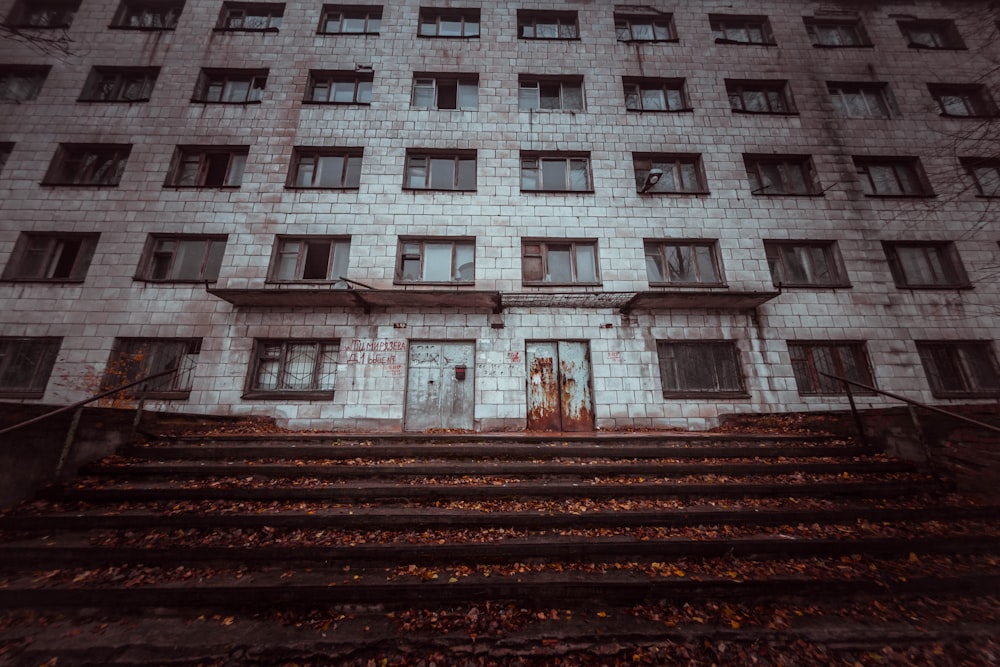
[1,0,998,432]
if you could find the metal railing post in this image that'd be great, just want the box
[842,380,870,448]
[53,406,84,479]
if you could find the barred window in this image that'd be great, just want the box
[102,338,201,399]
[657,341,746,396]
[249,340,339,396]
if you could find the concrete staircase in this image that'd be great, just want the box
[1,430,999,665]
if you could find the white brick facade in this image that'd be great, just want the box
[1,0,998,431]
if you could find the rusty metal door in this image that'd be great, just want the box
[404,341,475,431]
[526,341,594,432]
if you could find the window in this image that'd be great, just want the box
[518,76,583,111]
[726,79,794,114]
[883,242,969,289]
[803,18,870,47]
[217,2,283,31]
[404,151,476,191]
[193,69,266,103]
[634,154,707,194]
[656,341,746,396]
[6,0,79,28]
[854,157,932,196]
[319,4,381,34]
[710,14,775,45]
[898,20,964,49]
[270,237,350,285]
[305,70,372,104]
[788,342,874,396]
[744,155,818,195]
[615,12,676,42]
[166,146,248,187]
[80,67,158,102]
[518,10,578,39]
[916,341,1000,398]
[411,75,478,110]
[102,338,200,399]
[0,338,60,398]
[2,233,99,282]
[928,84,997,117]
[396,238,474,284]
[0,67,49,102]
[0,143,11,174]
[827,82,895,118]
[962,158,1000,197]
[520,154,592,192]
[289,148,362,188]
[418,8,479,37]
[623,78,689,112]
[522,240,599,285]
[644,240,723,286]
[764,241,848,287]
[111,0,183,29]
[137,235,227,282]
[44,144,131,186]
[248,340,339,396]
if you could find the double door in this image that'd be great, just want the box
[526,341,594,432]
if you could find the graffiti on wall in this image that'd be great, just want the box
[344,339,407,376]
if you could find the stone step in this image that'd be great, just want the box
[80,459,914,480]
[2,535,998,568]
[5,503,995,532]
[42,479,940,503]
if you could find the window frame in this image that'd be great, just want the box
[916,341,1000,398]
[79,66,159,102]
[246,339,340,399]
[305,70,372,105]
[643,239,724,287]
[623,77,689,112]
[110,0,184,30]
[268,236,351,285]
[193,68,267,104]
[43,143,131,187]
[418,8,480,38]
[165,146,249,188]
[827,81,895,119]
[2,232,100,283]
[216,1,283,32]
[788,341,875,396]
[854,157,933,197]
[411,74,479,110]
[394,237,476,285]
[288,147,362,189]
[764,240,849,288]
[614,12,677,42]
[102,338,201,400]
[0,337,61,399]
[517,10,579,40]
[0,143,11,174]
[633,154,708,195]
[318,4,381,34]
[656,341,747,398]
[898,19,965,50]
[403,150,477,191]
[0,66,50,102]
[882,241,970,289]
[726,79,796,114]
[744,155,819,196]
[709,14,775,45]
[961,158,1000,197]
[803,18,870,47]
[928,84,998,118]
[136,234,227,283]
[520,153,593,193]
[6,0,79,28]
[521,239,600,286]
[518,76,584,112]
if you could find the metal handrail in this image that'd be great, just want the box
[0,367,180,437]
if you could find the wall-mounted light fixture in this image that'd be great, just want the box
[639,168,664,193]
